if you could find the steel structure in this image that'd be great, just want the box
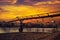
[6,11,60,32]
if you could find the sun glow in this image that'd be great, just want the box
[0,5,58,21]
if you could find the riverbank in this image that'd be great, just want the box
[0,32,60,40]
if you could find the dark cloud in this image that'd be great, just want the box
[15,0,60,5]
[16,0,24,4]
[0,0,60,5]
[16,0,47,4]
[0,2,11,5]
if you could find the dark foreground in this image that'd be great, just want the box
[0,32,60,40]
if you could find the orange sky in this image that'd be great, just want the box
[0,0,60,21]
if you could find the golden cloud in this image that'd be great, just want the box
[0,4,59,21]
[0,0,17,4]
[34,1,60,5]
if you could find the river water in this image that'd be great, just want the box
[0,27,59,33]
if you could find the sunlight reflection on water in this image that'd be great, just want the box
[0,27,57,33]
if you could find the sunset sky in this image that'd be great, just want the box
[0,0,60,21]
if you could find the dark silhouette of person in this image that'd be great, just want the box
[19,20,23,32]
[0,22,2,27]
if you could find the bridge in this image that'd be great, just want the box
[7,11,60,32]
[9,11,60,22]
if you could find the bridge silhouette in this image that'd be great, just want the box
[0,11,60,32]
[9,11,60,22]
[7,11,60,32]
